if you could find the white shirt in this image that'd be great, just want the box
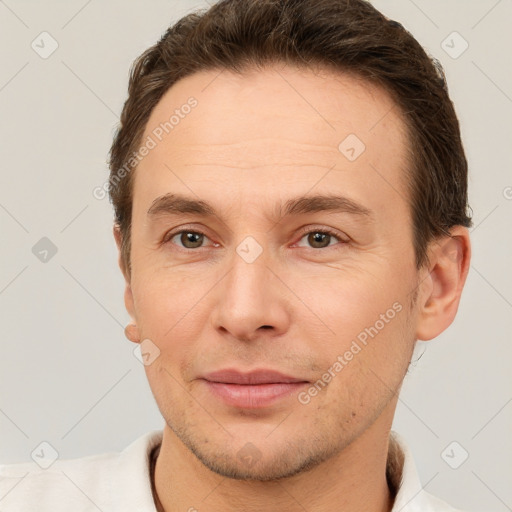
[0,430,463,511]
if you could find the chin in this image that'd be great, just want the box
[168,418,343,482]
[190,440,335,481]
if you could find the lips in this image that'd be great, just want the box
[202,369,307,385]
[200,369,309,409]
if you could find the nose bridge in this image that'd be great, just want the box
[211,239,289,340]
[225,243,272,317]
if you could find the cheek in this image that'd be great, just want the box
[291,263,406,344]
[131,266,222,378]
[292,264,414,395]
[131,266,203,334]
[296,308,413,435]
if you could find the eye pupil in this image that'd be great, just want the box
[308,232,330,248]
[181,232,203,248]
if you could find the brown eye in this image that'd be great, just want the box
[294,228,347,250]
[167,231,206,249]
[307,232,332,248]
[181,232,204,248]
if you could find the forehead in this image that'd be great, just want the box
[133,64,410,222]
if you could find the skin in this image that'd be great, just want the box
[114,64,471,512]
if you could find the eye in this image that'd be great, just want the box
[164,228,346,251]
[165,230,213,249]
[295,228,346,249]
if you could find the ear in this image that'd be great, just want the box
[113,224,136,323]
[415,226,471,341]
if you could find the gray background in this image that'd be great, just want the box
[0,0,511,510]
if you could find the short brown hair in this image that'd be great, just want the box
[108,0,472,276]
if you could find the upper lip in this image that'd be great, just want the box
[201,369,309,385]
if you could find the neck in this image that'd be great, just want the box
[152,415,398,512]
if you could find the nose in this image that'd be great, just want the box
[210,245,291,343]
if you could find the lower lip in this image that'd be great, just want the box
[203,381,308,408]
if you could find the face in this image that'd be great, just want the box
[123,64,424,480]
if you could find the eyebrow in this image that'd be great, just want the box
[147,192,373,222]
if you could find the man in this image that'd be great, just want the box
[0,0,472,510]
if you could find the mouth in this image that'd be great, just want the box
[200,369,310,409]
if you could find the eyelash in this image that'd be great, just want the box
[163,226,348,251]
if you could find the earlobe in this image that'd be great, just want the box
[415,226,471,341]
[124,322,141,344]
